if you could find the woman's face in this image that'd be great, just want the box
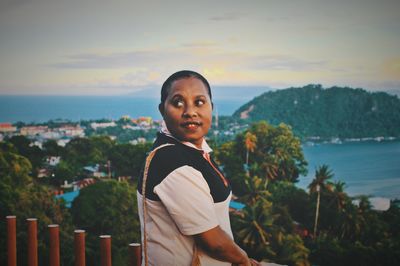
[160,77,212,149]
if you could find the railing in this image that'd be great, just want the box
[5,216,142,266]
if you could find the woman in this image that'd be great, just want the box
[137,70,259,265]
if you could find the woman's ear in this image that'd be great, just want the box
[158,103,165,116]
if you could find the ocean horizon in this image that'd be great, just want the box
[0,95,248,123]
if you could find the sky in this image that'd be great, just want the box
[0,0,399,96]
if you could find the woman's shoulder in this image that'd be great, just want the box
[149,134,193,170]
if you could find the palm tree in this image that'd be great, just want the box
[242,175,270,205]
[328,180,348,212]
[244,131,257,175]
[339,202,361,240]
[356,195,372,214]
[234,199,277,259]
[308,164,334,238]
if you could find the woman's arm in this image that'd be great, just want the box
[194,225,259,266]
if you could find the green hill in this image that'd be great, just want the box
[233,84,400,139]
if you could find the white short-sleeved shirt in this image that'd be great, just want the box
[137,132,232,265]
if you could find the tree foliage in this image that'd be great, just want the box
[8,135,45,175]
[232,174,311,265]
[0,143,74,266]
[63,136,114,169]
[109,142,152,178]
[216,121,307,195]
[71,180,140,265]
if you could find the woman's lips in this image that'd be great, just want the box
[181,121,202,130]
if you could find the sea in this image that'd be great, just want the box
[0,95,245,123]
[298,141,400,200]
[1,95,399,201]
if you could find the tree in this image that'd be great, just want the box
[268,181,313,231]
[109,142,152,178]
[215,121,307,196]
[241,175,270,205]
[233,174,311,265]
[71,180,140,265]
[8,135,45,174]
[273,234,310,266]
[233,199,276,260]
[63,136,114,169]
[244,131,257,175]
[42,139,63,156]
[308,165,334,238]
[53,160,76,185]
[328,180,347,212]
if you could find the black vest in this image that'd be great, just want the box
[138,133,231,203]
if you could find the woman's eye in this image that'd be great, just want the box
[173,100,184,107]
[196,100,205,106]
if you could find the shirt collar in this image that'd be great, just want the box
[160,120,213,153]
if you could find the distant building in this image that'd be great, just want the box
[129,137,147,145]
[58,125,85,137]
[57,139,70,147]
[0,123,17,133]
[75,178,96,190]
[55,190,79,208]
[90,122,116,130]
[37,168,51,178]
[122,125,141,130]
[20,126,48,136]
[40,131,62,139]
[46,156,61,166]
[30,140,43,149]
[60,180,74,189]
[132,117,153,127]
[83,164,107,178]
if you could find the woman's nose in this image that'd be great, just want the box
[183,104,198,117]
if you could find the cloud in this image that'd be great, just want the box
[49,48,203,70]
[120,69,161,86]
[49,50,161,69]
[209,12,244,21]
[182,41,217,48]
[382,58,400,79]
[0,0,33,12]
[49,46,328,75]
[242,55,328,71]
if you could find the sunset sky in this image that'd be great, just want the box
[0,0,399,95]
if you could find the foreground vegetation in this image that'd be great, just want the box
[1,121,399,265]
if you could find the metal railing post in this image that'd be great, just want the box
[48,224,60,266]
[7,216,17,266]
[129,243,141,266]
[100,235,112,266]
[27,218,38,266]
[74,230,86,266]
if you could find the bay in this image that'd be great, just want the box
[297,140,400,200]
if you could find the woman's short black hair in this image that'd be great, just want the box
[160,70,212,105]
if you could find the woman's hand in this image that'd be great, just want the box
[194,226,254,265]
